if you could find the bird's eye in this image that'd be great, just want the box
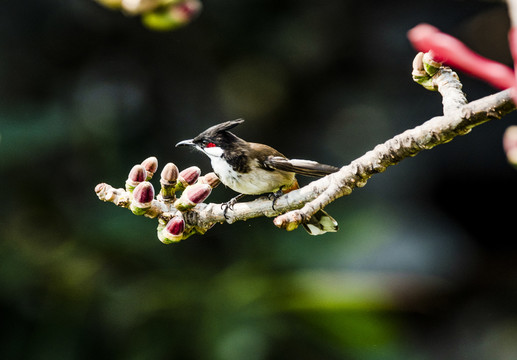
[206,142,216,148]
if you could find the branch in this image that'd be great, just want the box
[95,54,515,242]
[245,65,514,231]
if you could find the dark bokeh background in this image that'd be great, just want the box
[2,0,517,359]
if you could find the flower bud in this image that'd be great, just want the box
[180,166,201,185]
[95,183,107,198]
[411,51,443,90]
[411,52,426,77]
[174,183,211,211]
[126,165,147,192]
[141,156,158,180]
[503,126,517,167]
[158,162,179,201]
[422,51,441,76]
[142,0,202,31]
[130,181,155,215]
[197,172,220,188]
[175,166,201,191]
[95,183,118,202]
[159,215,186,243]
[160,162,179,186]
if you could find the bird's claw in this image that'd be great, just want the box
[221,200,235,220]
[221,194,245,220]
[268,190,283,211]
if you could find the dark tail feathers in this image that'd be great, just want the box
[265,156,339,177]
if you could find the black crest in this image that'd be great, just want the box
[198,119,244,137]
[193,119,245,148]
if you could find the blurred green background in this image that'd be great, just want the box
[2,0,517,359]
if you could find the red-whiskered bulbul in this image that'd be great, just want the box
[176,119,339,235]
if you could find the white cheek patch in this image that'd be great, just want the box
[204,146,224,158]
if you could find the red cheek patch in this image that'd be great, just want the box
[206,142,216,148]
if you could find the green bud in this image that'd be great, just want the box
[422,52,442,76]
[142,0,202,31]
[412,75,437,91]
[411,51,438,91]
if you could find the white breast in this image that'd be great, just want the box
[210,156,295,195]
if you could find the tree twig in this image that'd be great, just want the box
[95,55,516,240]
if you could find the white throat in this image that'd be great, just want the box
[202,146,224,158]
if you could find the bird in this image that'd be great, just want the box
[176,119,339,235]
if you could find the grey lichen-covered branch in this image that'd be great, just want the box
[95,52,516,243]
[273,54,514,230]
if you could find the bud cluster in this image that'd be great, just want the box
[96,156,220,244]
[94,0,202,31]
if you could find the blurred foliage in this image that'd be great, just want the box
[94,0,203,31]
[1,0,517,359]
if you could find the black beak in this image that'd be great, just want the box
[175,139,195,147]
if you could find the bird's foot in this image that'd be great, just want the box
[221,193,245,220]
[268,190,284,211]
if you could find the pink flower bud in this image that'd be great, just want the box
[197,172,221,188]
[133,181,155,205]
[184,183,211,204]
[126,165,147,190]
[160,162,179,186]
[172,0,202,22]
[166,216,185,236]
[160,215,186,243]
[179,166,201,185]
[141,156,158,179]
[408,23,515,90]
[175,183,211,211]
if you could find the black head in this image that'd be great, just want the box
[176,119,245,151]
